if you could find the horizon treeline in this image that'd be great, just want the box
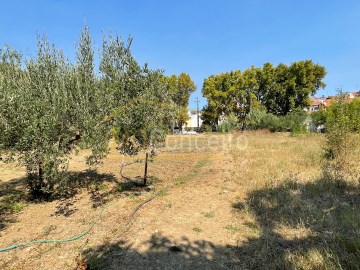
[201,61,327,129]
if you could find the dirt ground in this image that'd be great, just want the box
[0,133,241,269]
[1,132,359,269]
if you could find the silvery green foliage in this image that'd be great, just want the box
[0,28,109,197]
[99,34,175,156]
[0,28,174,197]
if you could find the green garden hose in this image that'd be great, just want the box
[0,200,117,252]
[0,191,157,253]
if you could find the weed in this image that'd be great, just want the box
[323,93,360,181]
[202,211,214,218]
[192,227,203,233]
[117,185,125,192]
[165,203,172,208]
[95,184,108,191]
[194,159,210,169]
[42,225,57,236]
[175,175,190,185]
[175,158,210,185]
[72,245,80,252]
[225,224,240,234]
[1,193,27,214]
[10,201,26,213]
[147,176,162,185]
[77,217,89,225]
[157,189,168,197]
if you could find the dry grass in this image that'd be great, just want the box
[0,131,359,269]
[230,132,360,269]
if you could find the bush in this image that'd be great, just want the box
[199,124,212,133]
[260,113,283,132]
[283,108,308,134]
[184,127,193,132]
[311,110,327,127]
[218,114,238,132]
[347,98,360,132]
[246,109,267,130]
[254,108,307,134]
[323,94,360,181]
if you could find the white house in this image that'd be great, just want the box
[183,110,202,130]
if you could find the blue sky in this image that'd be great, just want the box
[1,1,360,109]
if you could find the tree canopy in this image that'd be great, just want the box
[201,60,326,128]
[162,73,196,129]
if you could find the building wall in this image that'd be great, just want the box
[184,110,202,129]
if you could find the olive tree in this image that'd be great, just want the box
[99,34,175,184]
[0,28,111,198]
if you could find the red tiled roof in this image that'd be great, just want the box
[310,101,322,106]
[323,98,335,106]
[309,92,359,109]
[350,91,360,98]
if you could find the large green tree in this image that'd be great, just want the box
[264,60,327,115]
[230,67,261,130]
[202,69,261,129]
[201,72,233,126]
[163,73,196,129]
[202,60,326,128]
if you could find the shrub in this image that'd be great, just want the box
[347,98,360,132]
[260,113,282,132]
[199,124,212,133]
[323,93,360,181]
[255,108,307,134]
[218,114,239,132]
[246,108,267,130]
[283,108,308,134]
[184,127,192,132]
[311,110,327,127]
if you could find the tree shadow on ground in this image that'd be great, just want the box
[82,233,241,270]
[64,169,118,194]
[0,177,27,231]
[232,176,360,269]
[0,169,118,225]
[53,170,118,215]
[81,176,360,270]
